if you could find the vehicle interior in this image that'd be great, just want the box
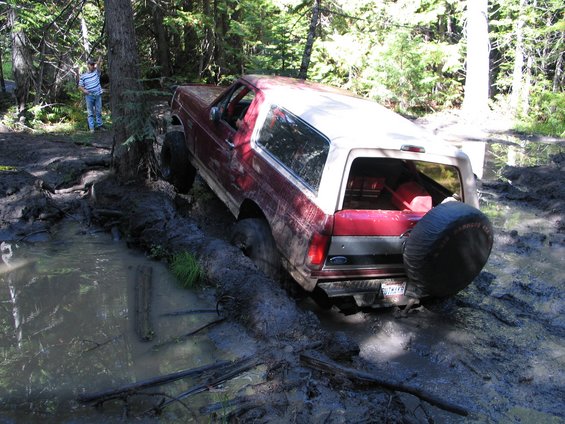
[343,157,462,211]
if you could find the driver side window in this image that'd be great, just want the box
[216,84,255,130]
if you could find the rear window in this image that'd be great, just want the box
[343,157,462,211]
[256,105,329,192]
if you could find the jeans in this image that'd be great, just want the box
[85,94,102,130]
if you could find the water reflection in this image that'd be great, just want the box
[457,138,564,180]
[0,222,221,422]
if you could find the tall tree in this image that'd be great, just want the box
[462,0,490,115]
[7,4,33,119]
[151,1,171,77]
[298,0,321,79]
[104,0,150,180]
[510,0,526,114]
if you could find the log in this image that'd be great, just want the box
[160,308,219,317]
[300,351,469,417]
[135,265,153,341]
[77,359,233,404]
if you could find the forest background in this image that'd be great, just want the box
[0,0,563,144]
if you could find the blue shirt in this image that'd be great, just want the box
[79,69,102,95]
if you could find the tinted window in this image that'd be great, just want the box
[256,105,329,191]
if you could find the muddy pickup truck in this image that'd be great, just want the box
[162,75,493,313]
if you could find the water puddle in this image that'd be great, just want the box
[458,137,563,179]
[0,222,251,422]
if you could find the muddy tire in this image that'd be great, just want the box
[161,131,196,193]
[230,218,281,281]
[403,201,493,297]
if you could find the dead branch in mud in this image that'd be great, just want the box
[150,317,226,350]
[93,208,124,218]
[160,308,219,317]
[15,229,50,242]
[135,265,154,341]
[152,355,263,414]
[300,351,469,417]
[81,333,124,354]
[77,359,233,405]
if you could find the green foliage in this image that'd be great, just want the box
[170,251,204,289]
[515,91,565,137]
[2,0,561,136]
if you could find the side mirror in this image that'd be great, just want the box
[209,107,221,122]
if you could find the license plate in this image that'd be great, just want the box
[382,282,406,297]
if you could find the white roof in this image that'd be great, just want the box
[261,84,459,158]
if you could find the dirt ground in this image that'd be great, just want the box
[0,110,564,423]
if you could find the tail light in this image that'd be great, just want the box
[306,232,330,269]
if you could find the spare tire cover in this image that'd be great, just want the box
[403,201,493,297]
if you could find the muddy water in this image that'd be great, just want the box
[0,222,241,423]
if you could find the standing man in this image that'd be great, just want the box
[79,57,103,133]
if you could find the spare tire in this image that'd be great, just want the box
[403,201,493,297]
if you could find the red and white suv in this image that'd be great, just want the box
[162,75,493,312]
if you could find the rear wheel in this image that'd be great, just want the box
[403,201,493,297]
[230,218,281,281]
[161,131,196,193]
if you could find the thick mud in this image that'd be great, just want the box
[0,113,564,423]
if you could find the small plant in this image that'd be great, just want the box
[149,244,168,260]
[170,251,204,288]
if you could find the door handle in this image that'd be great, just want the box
[224,139,235,149]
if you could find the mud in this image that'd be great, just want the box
[0,111,564,423]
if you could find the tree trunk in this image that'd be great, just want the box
[462,0,490,116]
[199,0,215,78]
[229,0,244,75]
[152,4,171,77]
[298,0,321,80]
[552,33,564,93]
[510,0,526,115]
[181,0,199,77]
[34,37,47,105]
[213,0,225,80]
[81,13,91,54]
[8,6,34,118]
[104,0,148,181]
[521,55,532,115]
[0,47,6,93]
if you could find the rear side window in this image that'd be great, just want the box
[256,105,329,191]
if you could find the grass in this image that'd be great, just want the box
[170,251,204,288]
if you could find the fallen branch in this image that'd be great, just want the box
[151,317,225,350]
[77,359,232,405]
[300,351,468,417]
[160,308,219,317]
[154,355,263,413]
[135,265,153,341]
[81,333,123,354]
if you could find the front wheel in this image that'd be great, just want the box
[161,131,196,193]
[230,218,281,281]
